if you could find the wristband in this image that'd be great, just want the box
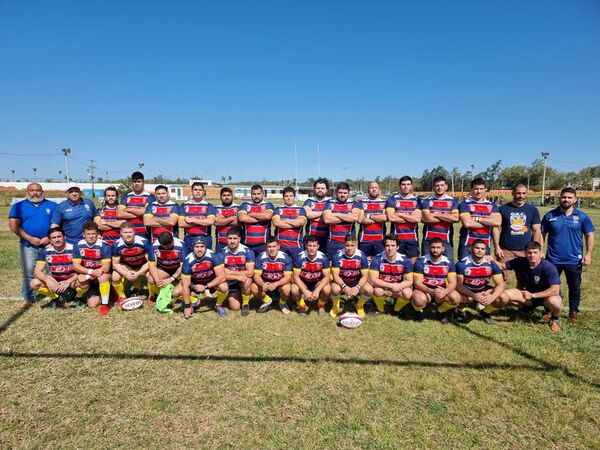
[87,269,93,275]
[85,274,91,280]
[341,283,347,289]
[170,276,176,282]
[357,284,362,289]
[531,292,536,299]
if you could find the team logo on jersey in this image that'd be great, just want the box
[534,276,540,284]
[46,208,51,214]
[509,212,528,235]
[424,265,430,274]
[84,204,90,211]
[572,215,580,222]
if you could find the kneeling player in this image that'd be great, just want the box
[180,237,228,319]
[456,239,508,324]
[291,235,331,315]
[412,238,460,323]
[331,234,372,318]
[147,231,184,307]
[253,237,293,313]
[501,241,562,333]
[369,234,413,317]
[31,227,77,307]
[72,221,112,316]
[220,227,256,316]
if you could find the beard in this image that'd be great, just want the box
[28,195,44,204]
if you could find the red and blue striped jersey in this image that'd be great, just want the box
[73,239,112,270]
[238,201,274,246]
[112,235,151,269]
[182,249,223,285]
[119,191,156,237]
[144,201,180,242]
[215,204,239,245]
[148,238,184,273]
[458,198,499,246]
[274,205,306,248]
[456,256,502,293]
[37,243,75,281]
[303,197,331,238]
[385,194,421,242]
[96,205,120,246]
[413,255,455,289]
[421,195,458,242]
[294,250,330,283]
[332,249,369,286]
[255,250,292,282]
[325,199,362,242]
[359,198,387,242]
[221,244,256,271]
[369,252,413,283]
[180,200,217,239]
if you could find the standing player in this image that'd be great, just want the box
[369,234,414,317]
[456,239,509,324]
[272,186,307,261]
[94,186,124,247]
[31,227,77,307]
[51,183,96,245]
[541,187,595,322]
[457,178,501,260]
[421,176,459,258]
[492,184,542,279]
[292,235,331,315]
[358,181,387,258]
[386,176,422,264]
[118,171,156,238]
[303,178,331,254]
[322,182,362,262]
[237,184,275,256]
[214,187,239,253]
[412,238,461,324]
[72,222,112,316]
[220,227,256,316]
[180,237,228,320]
[144,185,180,242]
[179,182,216,256]
[331,234,372,318]
[147,231,184,305]
[253,237,293,314]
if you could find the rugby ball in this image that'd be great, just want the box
[121,296,144,311]
[338,312,364,329]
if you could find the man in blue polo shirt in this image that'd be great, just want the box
[9,183,57,306]
[51,182,96,245]
[541,187,595,323]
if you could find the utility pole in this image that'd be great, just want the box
[541,151,550,206]
[342,165,350,182]
[317,141,321,178]
[12,169,15,182]
[33,168,37,182]
[62,148,71,182]
[294,141,299,190]
[88,159,97,198]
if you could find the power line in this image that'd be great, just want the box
[0,152,58,156]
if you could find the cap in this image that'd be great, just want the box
[66,182,81,192]
[193,237,207,246]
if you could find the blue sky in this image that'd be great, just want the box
[1,0,599,183]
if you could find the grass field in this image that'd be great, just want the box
[1,206,599,448]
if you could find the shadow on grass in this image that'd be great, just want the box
[0,303,31,335]
[452,323,600,390]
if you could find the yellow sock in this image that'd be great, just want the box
[76,286,89,299]
[317,299,327,309]
[297,297,307,309]
[356,296,367,318]
[216,291,227,306]
[190,295,198,304]
[483,305,498,314]
[414,305,424,312]
[242,293,251,305]
[438,302,457,313]
[99,281,111,305]
[262,294,272,304]
[330,296,340,317]
[458,307,467,313]
[394,297,410,312]
[373,296,385,312]
[37,287,59,299]
[148,283,158,299]
[112,279,126,298]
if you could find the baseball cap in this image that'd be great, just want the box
[65,182,81,192]
[193,237,207,246]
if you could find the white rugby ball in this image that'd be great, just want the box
[121,296,144,311]
[338,312,364,329]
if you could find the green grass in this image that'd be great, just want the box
[1,207,600,448]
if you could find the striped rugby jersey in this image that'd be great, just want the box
[385,194,421,242]
[421,195,458,243]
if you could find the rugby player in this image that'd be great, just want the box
[220,227,256,316]
[214,187,239,253]
[322,182,362,262]
[179,182,216,256]
[180,237,228,320]
[331,234,372,318]
[292,235,331,315]
[385,176,422,264]
[147,231,184,306]
[94,186,124,247]
[412,238,460,324]
[303,178,331,254]
[456,239,509,324]
[72,221,112,316]
[421,176,459,259]
[369,234,414,317]
[117,171,156,238]
[237,184,275,256]
[272,186,307,261]
[144,185,180,242]
[253,237,293,314]
[358,181,387,258]
[458,178,501,260]
[31,227,77,307]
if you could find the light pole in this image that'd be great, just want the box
[62,148,71,182]
[12,169,15,182]
[33,168,37,182]
[541,151,550,205]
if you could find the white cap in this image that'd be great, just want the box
[65,182,81,192]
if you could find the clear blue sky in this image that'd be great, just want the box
[1,0,599,183]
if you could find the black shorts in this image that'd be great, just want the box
[398,241,419,258]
